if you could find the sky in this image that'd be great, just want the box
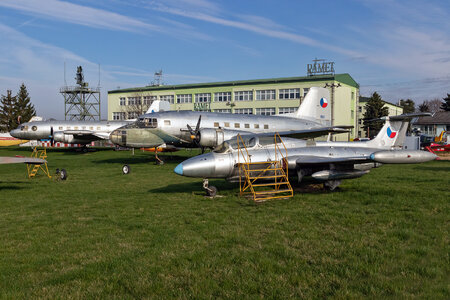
[0,0,449,119]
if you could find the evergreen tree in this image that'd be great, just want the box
[441,93,450,111]
[15,83,36,124]
[399,99,415,114]
[418,102,430,112]
[362,92,389,138]
[0,90,18,132]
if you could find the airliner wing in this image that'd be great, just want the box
[257,126,351,140]
[63,130,109,140]
[0,156,47,165]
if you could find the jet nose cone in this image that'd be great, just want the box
[176,154,215,177]
[174,163,183,175]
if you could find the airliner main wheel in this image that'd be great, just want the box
[60,169,67,180]
[122,164,130,174]
[207,186,217,197]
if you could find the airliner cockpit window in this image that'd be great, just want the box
[213,141,231,153]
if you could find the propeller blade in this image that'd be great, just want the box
[50,126,54,147]
[195,115,202,132]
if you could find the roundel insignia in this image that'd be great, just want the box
[387,127,396,138]
[320,97,328,108]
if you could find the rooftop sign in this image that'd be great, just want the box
[307,59,335,76]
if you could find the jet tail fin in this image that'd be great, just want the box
[294,87,331,126]
[366,113,431,149]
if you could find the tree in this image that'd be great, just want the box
[0,90,18,132]
[362,92,389,138]
[399,99,415,114]
[418,102,430,112]
[441,93,450,111]
[422,98,444,113]
[15,83,36,124]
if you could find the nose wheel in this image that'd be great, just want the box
[203,179,217,197]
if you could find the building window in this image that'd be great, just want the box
[256,90,275,101]
[303,88,309,97]
[214,92,231,102]
[112,112,126,120]
[160,95,175,104]
[195,93,211,103]
[234,91,253,101]
[177,94,192,104]
[351,91,355,100]
[127,112,139,119]
[278,107,296,114]
[127,96,141,105]
[143,95,157,106]
[234,108,253,114]
[215,109,231,113]
[255,108,276,115]
[119,97,126,106]
[358,106,362,113]
[279,88,300,99]
[351,110,354,119]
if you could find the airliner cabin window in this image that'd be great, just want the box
[264,124,269,129]
[143,118,158,128]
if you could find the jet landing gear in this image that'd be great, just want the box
[203,179,217,197]
[323,180,341,191]
[154,149,164,165]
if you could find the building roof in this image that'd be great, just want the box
[108,73,359,94]
[413,111,450,125]
[359,96,402,108]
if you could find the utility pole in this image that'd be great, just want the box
[324,82,341,127]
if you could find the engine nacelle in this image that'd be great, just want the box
[53,132,87,144]
[196,128,242,148]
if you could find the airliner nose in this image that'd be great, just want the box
[109,129,125,146]
[10,128,21,138]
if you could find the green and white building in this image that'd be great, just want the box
[108,73,360,141]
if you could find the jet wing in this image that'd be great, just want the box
[0,156,47,165]
[294,155,370,165]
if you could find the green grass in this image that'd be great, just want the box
[0,147,448,299]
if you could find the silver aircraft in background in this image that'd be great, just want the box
[174,113,436,194]
[109,87,350,156]
[10,100,170,146]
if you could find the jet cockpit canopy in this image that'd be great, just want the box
[213,135,283,153]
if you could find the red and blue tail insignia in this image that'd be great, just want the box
[320,97,328,108]
[387,127,396,138]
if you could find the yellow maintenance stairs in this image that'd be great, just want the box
[237,133,293,202]
[27,147,51,178]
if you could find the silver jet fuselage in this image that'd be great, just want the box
[109,111,325,149]
[11,120,130,144]
[175,137,437,181]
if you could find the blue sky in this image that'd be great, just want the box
[0,0,449,118]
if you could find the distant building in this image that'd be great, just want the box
[108,73,360,141]
[412,111,450,136]
[357,96,403,138]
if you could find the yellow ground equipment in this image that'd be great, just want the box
[27,147,51,179]
[237,133,293,202]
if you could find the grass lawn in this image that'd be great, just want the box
[0,146,449,298]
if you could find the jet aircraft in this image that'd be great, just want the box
[109,87,350,157]
[174,113,437,195]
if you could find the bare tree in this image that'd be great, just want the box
[121,91,155,119]
[421,98,443,113]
